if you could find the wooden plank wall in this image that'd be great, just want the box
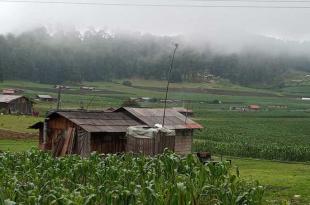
[155,132,175,154]
[174,129,193,155]
[46,116,75,152]
[91,133,126,154]
[48,116,74,130]
[76,128,91,157]
[126,136,154,155]
[8,97,32,115]
[38,127,44,149]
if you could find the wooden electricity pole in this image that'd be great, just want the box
[56,86,61,110]
[162,43,178,127]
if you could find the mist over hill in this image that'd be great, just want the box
[0,27,310,87]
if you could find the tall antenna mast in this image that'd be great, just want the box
[56,86,61,110]
[162,43,178,127]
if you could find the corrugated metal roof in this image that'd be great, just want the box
[37,95,53,99]
[48,110,143,132]
[116,107,203,130]
[0,95,23,103]
[2,89,16,94]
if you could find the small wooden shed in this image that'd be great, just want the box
[37,95,55,102]
[0,95,33,115]
[248,104,261,111]
[40,110,142,156]
[31,107,203,156]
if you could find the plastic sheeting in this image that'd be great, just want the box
[127,126,175,139]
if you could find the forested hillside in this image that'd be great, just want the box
[0,27,310,86]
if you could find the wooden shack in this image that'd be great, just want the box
[37,95,55,102]
[0,95,33,115]
[2,88,23,95]
[31,107,203,156]
[39,110,142,156]
[248,104,261,111]
[115,107,203,155]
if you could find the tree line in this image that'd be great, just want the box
[0,27,310,86]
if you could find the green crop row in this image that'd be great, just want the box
[194,140,310,162]
[0,149,264,205]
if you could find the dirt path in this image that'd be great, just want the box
[0,129,37,140]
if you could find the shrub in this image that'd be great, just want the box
[122,80,132,87]
[122,98,140,107]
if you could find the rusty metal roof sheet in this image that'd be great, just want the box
[0,95,24,103]
[48,110,143,132]
[116,107,203,130]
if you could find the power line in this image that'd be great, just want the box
[1,0,310,8]
[184,0,310,2]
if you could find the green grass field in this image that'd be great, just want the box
[0,79,310,203]
[0,115,43,133]
[0,139,37,152]
[231,157,310,204]
[194,111,310,161]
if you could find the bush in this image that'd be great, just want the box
[212,99,222,104]
[122,99,140,107]
[0,108,7,114]
[122,80,132,87]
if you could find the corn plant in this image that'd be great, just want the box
[0,149,264,205]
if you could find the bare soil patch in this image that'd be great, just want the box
[0,129,37,140]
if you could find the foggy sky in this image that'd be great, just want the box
[1,0,310,49]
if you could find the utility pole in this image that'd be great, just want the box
[0,59,3,83]
[162,43,178,127]
[56,86,61,110]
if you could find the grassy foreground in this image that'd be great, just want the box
[230,157,310,204]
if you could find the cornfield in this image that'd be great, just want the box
[194,140,310,162]
[0,149,264,205]
[194,118,310,162]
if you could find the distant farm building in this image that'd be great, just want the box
[55,85,69,89]
[2,88,23,95]
[229,106,246,112]
[129,97,153,103]
[32,107,202,157]
[0,95,33,115]
[301,97,310,101]
[37,95,55,102]
[268,105,288,109]
[248,104,261,111]
[80,86,95,91]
